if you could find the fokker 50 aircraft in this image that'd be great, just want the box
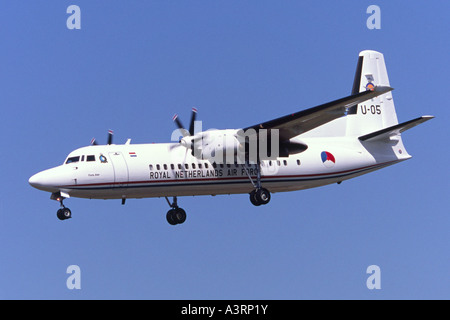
[29,50,433,225]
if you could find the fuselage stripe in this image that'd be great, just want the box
[59,160,399,191]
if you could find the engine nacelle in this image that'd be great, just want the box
[181,129,308,163]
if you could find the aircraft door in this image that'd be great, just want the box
[108,152,129,187]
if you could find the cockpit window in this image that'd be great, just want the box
[86,155,96,162]
[66,156,80,164]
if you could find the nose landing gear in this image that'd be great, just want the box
[51,192,72,220]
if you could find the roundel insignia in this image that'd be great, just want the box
[365,82,375,91]
[321,151,335,168]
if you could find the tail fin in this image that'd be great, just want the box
[347,50,399,136]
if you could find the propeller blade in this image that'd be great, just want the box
[189,107,198,136]
[172,114,185,131]
[172,114,190,137]
[107,129,114,145]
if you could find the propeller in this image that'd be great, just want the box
[172,107,198,137]
[91,129,114,145]
[170,108,200,153]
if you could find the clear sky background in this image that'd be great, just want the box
[0,1,448,299]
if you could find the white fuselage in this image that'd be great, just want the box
[28,136,409,200]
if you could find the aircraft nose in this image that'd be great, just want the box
[29,172,44,189]
[28,168,64,193]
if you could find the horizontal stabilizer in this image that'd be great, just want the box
[358,115,434,142]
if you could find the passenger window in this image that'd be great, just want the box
[149,164,153,170]
[297,159,301,166]
[192,163,196,169]
[185,164,189,169]
[283,160,287,166]
[205,163,209,169]
[87,155,96,162]
[66,156,80,164]
[178,164,182,170]
[171,164,175,170]
[156,164,160,170]
[198,163,202,169]
[163,164,168,170]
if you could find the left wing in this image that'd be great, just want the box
[243,86,393,141]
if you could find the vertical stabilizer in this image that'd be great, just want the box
[347,50,399,136]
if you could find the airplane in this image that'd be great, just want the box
[29,50,433,225]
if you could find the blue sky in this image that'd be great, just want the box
[0,1,448,299]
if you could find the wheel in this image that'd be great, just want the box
[57,208,64,220]
[249,190,261,206]
[255,188,271,205]
[166,209,177,225]
[57,207,71,220]
[173,208,187,224]
[166,207,187,225]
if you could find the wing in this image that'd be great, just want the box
[243,86,393,141]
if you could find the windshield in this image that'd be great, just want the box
[65,156,80,164]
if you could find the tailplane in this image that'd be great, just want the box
[359,116,434,142]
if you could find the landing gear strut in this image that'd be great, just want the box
[165,196,186,225]
[244,157,271,207]
[56,198,71,220]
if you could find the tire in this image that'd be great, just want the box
[249,190,261,206]
[166,209,177,225]
[57,209,65,220]
[57,208,71,220]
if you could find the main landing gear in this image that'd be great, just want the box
[165,196,186,225]
[244,158,271,207]
[249,188,271,206]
